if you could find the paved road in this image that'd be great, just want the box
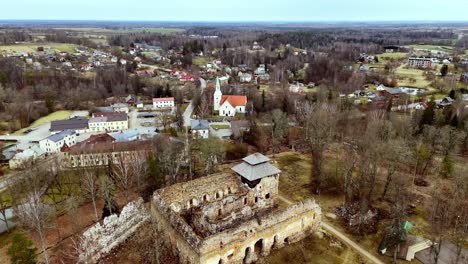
[278,195,384,264]
[183,78,206,126]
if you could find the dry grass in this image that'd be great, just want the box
[13,110,72,135]
[271,151,431,264]
[0,42,77,54]
[258,233,371,264]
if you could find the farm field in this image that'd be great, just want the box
[54,27,184,34]
[394,65,433,88]
[0,42,77,54]
[408,44,453,52]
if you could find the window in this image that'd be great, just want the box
[255,197,258,203]
[265,193,270,199]
[244,197,247,205]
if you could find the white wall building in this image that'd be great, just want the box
[213,78,247,117]
[190,119,210,139]
[153,97,175,109]
[39,130,77,154]
[89,113,128,133]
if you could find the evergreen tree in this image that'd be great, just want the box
[448,89,456,99]
[418,100,435,132]
[147,152,163,190]
[440,64,448,77]
[7,232,37,264]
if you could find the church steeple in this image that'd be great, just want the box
[214,77,222,111]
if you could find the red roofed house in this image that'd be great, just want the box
[180,74,197,82]
[213,77,247,117]
[153,97,175,109]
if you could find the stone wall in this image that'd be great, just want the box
[151,195,321,264]
[198,199,321,264]
[78,198,151,263]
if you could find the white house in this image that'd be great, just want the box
[239,72,252,83]
[213,78,247,117]
[190,119,210,139]
[39,130,77,154]
[153,97,175,109]
[111,103,129,113]
[9,146,46,170]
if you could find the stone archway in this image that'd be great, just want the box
[243,247,251,264]
[272,235,279,249]
[254,239,263,256]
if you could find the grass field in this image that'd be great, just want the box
[378,52,408,60]
[13,110,72,135]
[408,45,453,52]
[0,42,77,54]
[394,65,432,88]
[54,27,184,34]
[210,124,230,129]
[192,56,212,66]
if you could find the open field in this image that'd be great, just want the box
[54,27,184,34]
[192,56,213,66]
[394,65,433,88]
[0,42,77,54]
[210,124,230,129]
[378,52,408,60]
[408,45,453,52]
[12,110,72,135]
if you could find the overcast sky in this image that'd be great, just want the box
[2,0,467,21]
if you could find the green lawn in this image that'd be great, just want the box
[13,110,72,135]
[210,124,230,129]
[193,56,212,66]
[0,42,78,54]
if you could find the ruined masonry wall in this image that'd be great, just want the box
[78,198,151,263]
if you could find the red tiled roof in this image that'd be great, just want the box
[153,97,174,102]
[220,95,247,107]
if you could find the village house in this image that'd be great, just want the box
[39,130,77,154]
[151,153,322,264]
[125,95,135,106]
[190,119,210,139]
[214,78,247,117]
[239,72,253,83]
[9,146,46,170]
[111,103,129,113]
[88,112,128,132]
[461,73,468,83]
[153,97,175,109]
[407,57,437,69]
[136,69,155,78]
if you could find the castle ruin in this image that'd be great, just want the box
[151,153,322,264]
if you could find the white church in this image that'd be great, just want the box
[214,77,247,117]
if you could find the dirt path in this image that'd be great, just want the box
[278,195,384,264]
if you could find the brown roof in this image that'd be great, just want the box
[67,139,150,155]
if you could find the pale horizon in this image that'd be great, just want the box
[1,0,468,22]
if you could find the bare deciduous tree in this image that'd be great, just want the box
[81,168,100,222]
[14,190,54,264]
